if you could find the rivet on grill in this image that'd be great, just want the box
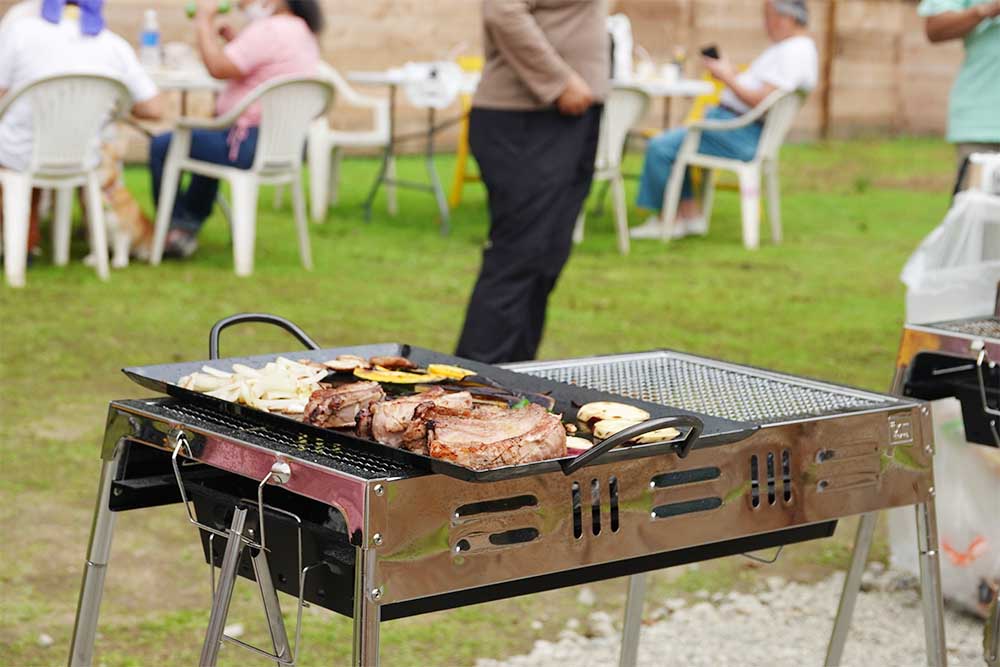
[370,587,383,601]
[928,486,935,496]
[374,484,385,496]
[372,533,383,546]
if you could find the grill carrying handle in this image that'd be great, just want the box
[209,313,321,360]
[561,415,704,476]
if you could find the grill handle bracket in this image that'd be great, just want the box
[209,313,321,360]
[561,415,704,476]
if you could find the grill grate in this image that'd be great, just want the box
[930,317,1000,340]
[153,400,418,480]
[512,352,895,424]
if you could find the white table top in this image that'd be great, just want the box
[148,67,225,92]
[349,68,480,95]
[615,78,714,98]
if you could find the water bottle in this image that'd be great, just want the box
[185,0,232,18]
[139,9,161,69]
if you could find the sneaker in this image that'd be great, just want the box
[163,228,199,259]
[630,216,687,240]
[682,215,708,236]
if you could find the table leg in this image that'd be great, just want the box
[363,85,397,223]
[425,107,451,235]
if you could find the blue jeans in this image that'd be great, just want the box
[149,128,258,234]
[636,107,762,212]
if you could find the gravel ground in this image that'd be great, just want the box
[476,568,986,667]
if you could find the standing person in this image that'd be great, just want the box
[918,0,1000,187]
[149,0,323,258]
[455,0,609,364]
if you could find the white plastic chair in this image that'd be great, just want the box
[304,63,395,222]
[661,90,804,249]
[150,76,334,276]
[0,74,130,287]
[573,86,650,255]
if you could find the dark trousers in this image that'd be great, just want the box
[456,105,602,364]
[149,128,259,234]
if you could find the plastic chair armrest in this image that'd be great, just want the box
[688,89,789,132]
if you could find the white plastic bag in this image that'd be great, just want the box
[887,399,1000,617]
[901,190,1000,323]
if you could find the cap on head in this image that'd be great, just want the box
[771,0,809,25]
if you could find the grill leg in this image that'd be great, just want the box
[825,511,878,666]
[200,507,248,667]
[251,547,292,666]
[68,443,123,667]
[915,500,947,667]
[352,547,381,667]
[619,573,648,667]
[986,589,999,667]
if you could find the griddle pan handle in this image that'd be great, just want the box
[561,415,704,476]
[209,313,321,360]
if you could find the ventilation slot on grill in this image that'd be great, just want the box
[781,449,792,503]
[651,467,720,488]
[651,497,722,519]
[454,539,471,553]
[766,452,776,505]
[488,527,539,546]
[750,455,760,508]
[609,476,620,533]
[455,495,537,518]
[590,479,601,536]
[571,481,582,539]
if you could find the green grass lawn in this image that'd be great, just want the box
[0,137,955,666]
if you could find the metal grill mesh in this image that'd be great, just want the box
[153,400,416,479]
[933,317,1000,339]
[513,353,894,424]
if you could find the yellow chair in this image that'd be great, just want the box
[448,55,484,209]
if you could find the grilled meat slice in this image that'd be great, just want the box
[303,381,385,429]
[369,387,473,454]
[427,403,566,470]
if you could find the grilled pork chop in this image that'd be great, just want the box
[303,381,385,429]
[367,387,473,454]
[427,403,566,470]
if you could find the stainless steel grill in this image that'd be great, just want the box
[511,351,896,424]
[69,328,943,667]
[933,316,1000,339]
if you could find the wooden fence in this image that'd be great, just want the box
[0,0,965,145]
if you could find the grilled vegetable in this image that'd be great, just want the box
[322,355,368,372]
[353,367,442,384]
[566,436,595,455]
[427,363,475,380]
[592,418,680,444]
[369,355,418,370]
[576,402,651,429]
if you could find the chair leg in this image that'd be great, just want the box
[330,148,342,207]
[386,155,398,216]
[737,167,762,250]
[291,174,313,271]
[1,171,32,287]
[660,161,687,243]
[573,210,585,245]
[228,175,259,277]
[53,186,74,266]
[612,175,630,255]
[83,173,110,280]
[307,130,329,223]
[700,169,716,234]
[765,161,782,244]
[151,164,182,265]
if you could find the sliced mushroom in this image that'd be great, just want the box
[322,355,368,372]
[566,436,595,454]
[592,418,680,444]
[369,355,418,370]
[576,402,650,429]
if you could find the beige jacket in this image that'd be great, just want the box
[473,0,610,111]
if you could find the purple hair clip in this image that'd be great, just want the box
[41,0,105,35]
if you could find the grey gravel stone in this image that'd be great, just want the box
[576,587,596,607]
[475,574,985,667]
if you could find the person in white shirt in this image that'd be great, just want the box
[0,0,163,253]
[632,0,818,239]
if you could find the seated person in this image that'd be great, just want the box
[632,0,818,239]
[0,0,163,256]
[151,0,324,258]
